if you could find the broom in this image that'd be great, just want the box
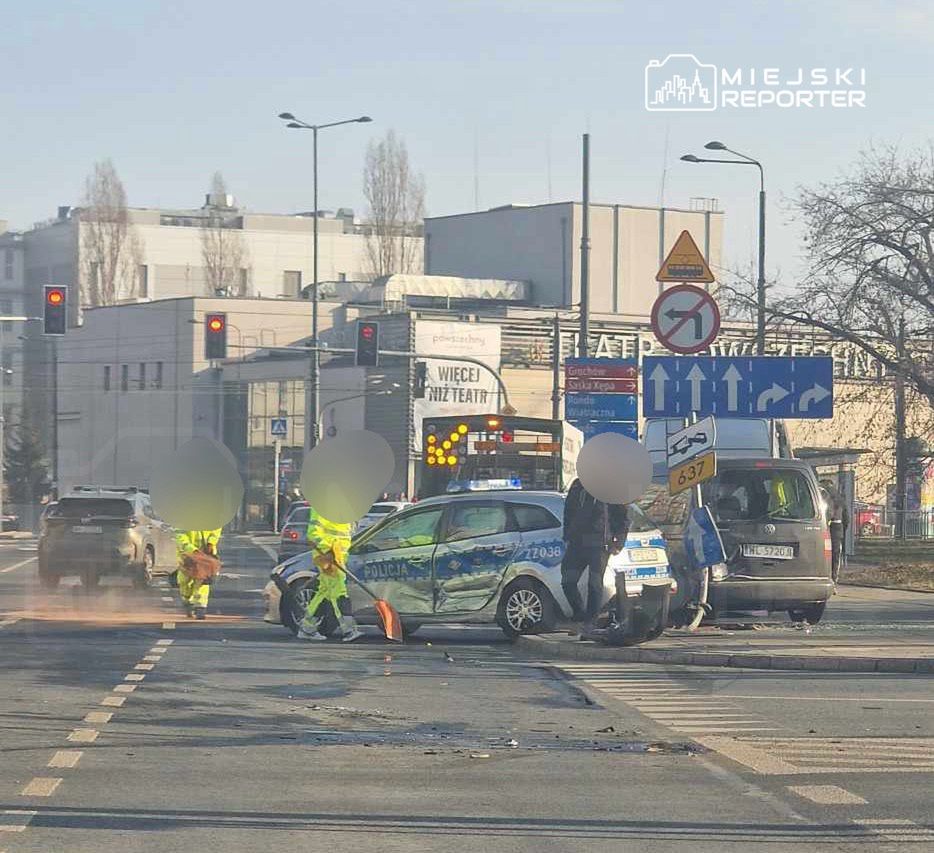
[340,564,404,643]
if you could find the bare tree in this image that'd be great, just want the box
[722,144,934,405]
[200,172,248,296]
[79,160,144,306]
[362,130,425,278]
[720,144,934,524]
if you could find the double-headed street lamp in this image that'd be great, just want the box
[277,111,373,449]
[681,141,767,355]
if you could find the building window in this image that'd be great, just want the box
[138,265,149,298]
[3,249,12,281]
[155,361,164,390]
[120,364,129,392]
[0,299,11,332]
[90,262,101,291]
[283,270,302,297]
[338,272,347,282]
[240,268,249,295]
[104,366,111,391]
[138,362,146,390]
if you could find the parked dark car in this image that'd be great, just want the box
[38,486,177,589]
[637,458,833,625]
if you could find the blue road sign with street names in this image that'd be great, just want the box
[577,421,639,441]
[565,393,638,421]
[642,356,834,419]
[270,417,288,437]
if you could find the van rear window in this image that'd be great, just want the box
[702,469,817,522]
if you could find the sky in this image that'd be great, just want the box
[2,0,933,284]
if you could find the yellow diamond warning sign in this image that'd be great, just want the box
[656,230,715,283]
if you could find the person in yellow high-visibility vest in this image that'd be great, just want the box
[175,529,222,620]
[297,508,362,642]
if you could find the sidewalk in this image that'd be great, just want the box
[518,586,934,674]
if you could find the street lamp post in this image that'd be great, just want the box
[681,142,767,355]
[278,111,373,450]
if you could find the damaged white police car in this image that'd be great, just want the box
[263,489,674,642]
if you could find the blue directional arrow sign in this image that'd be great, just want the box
[565,392,638,421]
[642,356,833,419]
[576,421,639,441]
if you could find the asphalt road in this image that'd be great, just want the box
[0,537,932,851]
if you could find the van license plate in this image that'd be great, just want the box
[742,544,793,559]
[72,525,102,534]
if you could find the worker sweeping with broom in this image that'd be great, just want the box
[297,507,363,642]
[295,430,403,643]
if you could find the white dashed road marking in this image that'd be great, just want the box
[124,673,145,682]
[135,663,154,671]
[162,621,175,629]
[0,619,20,629]
[787,785,867,805]
[83,711,112,724]
[143,655,162,662]
[21,777,62,797]
[101,695,126,707]
[113,684,136,693]
[48,751,82,769]
[155,639,174,646]
[67,728,99,744]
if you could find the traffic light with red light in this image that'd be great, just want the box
[43,286,67,335]
[355,320,380,367]
[204,313,227,360]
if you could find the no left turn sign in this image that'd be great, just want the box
[650,284,721,354]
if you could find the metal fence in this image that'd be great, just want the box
[856,508,934,541]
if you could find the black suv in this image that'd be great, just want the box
[38,486,178,589]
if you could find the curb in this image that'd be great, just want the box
[839,581,934,596]
[517,635,934,675]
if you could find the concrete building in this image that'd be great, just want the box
[22,197,421,304]
[15,196,424,484]
[424,201,724,316]
[0,225,28,431]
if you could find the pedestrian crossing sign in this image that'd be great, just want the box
[270,418,288,437]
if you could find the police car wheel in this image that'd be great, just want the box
[282,577,339,636]
[497,579,556,637]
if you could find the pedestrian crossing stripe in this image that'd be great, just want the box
[558,664,778,735]
[697,736,934,775]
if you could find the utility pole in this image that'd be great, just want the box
[578,133,590,359]
[310,124,320,451]
[551,313,562,421]
[756,182,766,355]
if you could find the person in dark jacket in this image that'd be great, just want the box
[561,478,630,626]
[821,481,850,582]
